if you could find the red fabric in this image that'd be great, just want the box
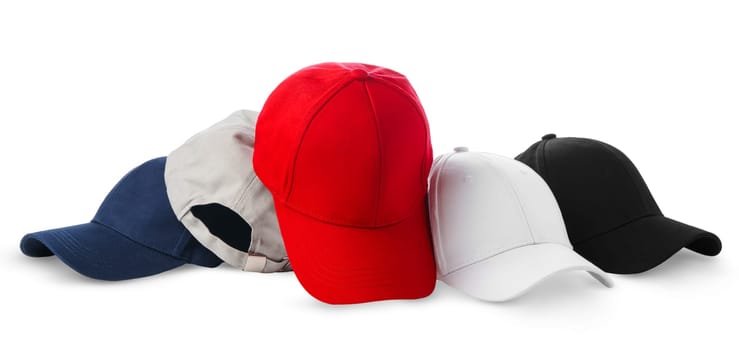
[253,62,436,304]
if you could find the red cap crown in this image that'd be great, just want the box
[253,62,436,304]
[254,63,432,227]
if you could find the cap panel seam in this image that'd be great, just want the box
[436,153,533,274]
[231,177,257,253]
[591,140,650,214]
[363,80,383,226]
[284,73,428,225]
[168,121,256,219]
[93,160,142,220]
[370,77,431,187]
[440,241,539,277]
[555,138,649,214]
[284,75,361,202]
[276,197,419,229]
[572,213,659,246]
[89,219,189,262]
[474,153,537,244]
[172,226,192,259]
[546,138,660,236]
[598,141,660,215]
[232,172,257,216]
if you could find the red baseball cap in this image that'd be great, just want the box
[253,62,436,304]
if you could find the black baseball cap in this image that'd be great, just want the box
[515,134,721,274]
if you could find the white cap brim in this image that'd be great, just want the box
[440,242,613,302]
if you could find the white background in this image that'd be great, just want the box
[1,1,736,349]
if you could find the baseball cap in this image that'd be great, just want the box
[516,134,722,274]
[429,147,612,301]
[165,110,290,273]
[20,157,222,280]
[253,62,436,304]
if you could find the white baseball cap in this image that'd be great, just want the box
[165,110,290,273]
[429,147,612,301]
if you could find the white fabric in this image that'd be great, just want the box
[429,148,612,301]
[441,243,613,302]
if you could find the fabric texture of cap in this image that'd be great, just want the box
[429,148,612,301]
[515,134,722,274]
[253,62,436,304]
[165,110,290,273]
[20,157,222,280]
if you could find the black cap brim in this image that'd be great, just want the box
[573,216,721,274]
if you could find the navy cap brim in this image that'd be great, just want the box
[573,215,722,274]
[20,223,187,281]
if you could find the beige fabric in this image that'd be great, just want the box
[165,110,290,272]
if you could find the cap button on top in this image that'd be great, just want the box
[541,133,556,140]
[454,146,469,153]
[349,68,369,79]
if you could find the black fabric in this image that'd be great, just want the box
[575,216,721,273]
[191,203,253,252]
[515,134,722,274]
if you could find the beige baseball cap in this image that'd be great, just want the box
[165,110,290,272]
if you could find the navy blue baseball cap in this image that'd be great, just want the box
[20,157,222,280]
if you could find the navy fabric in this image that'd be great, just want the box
[20,157,221,280]
[20,223,186,280]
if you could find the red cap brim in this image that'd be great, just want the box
[273,199,437,304]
